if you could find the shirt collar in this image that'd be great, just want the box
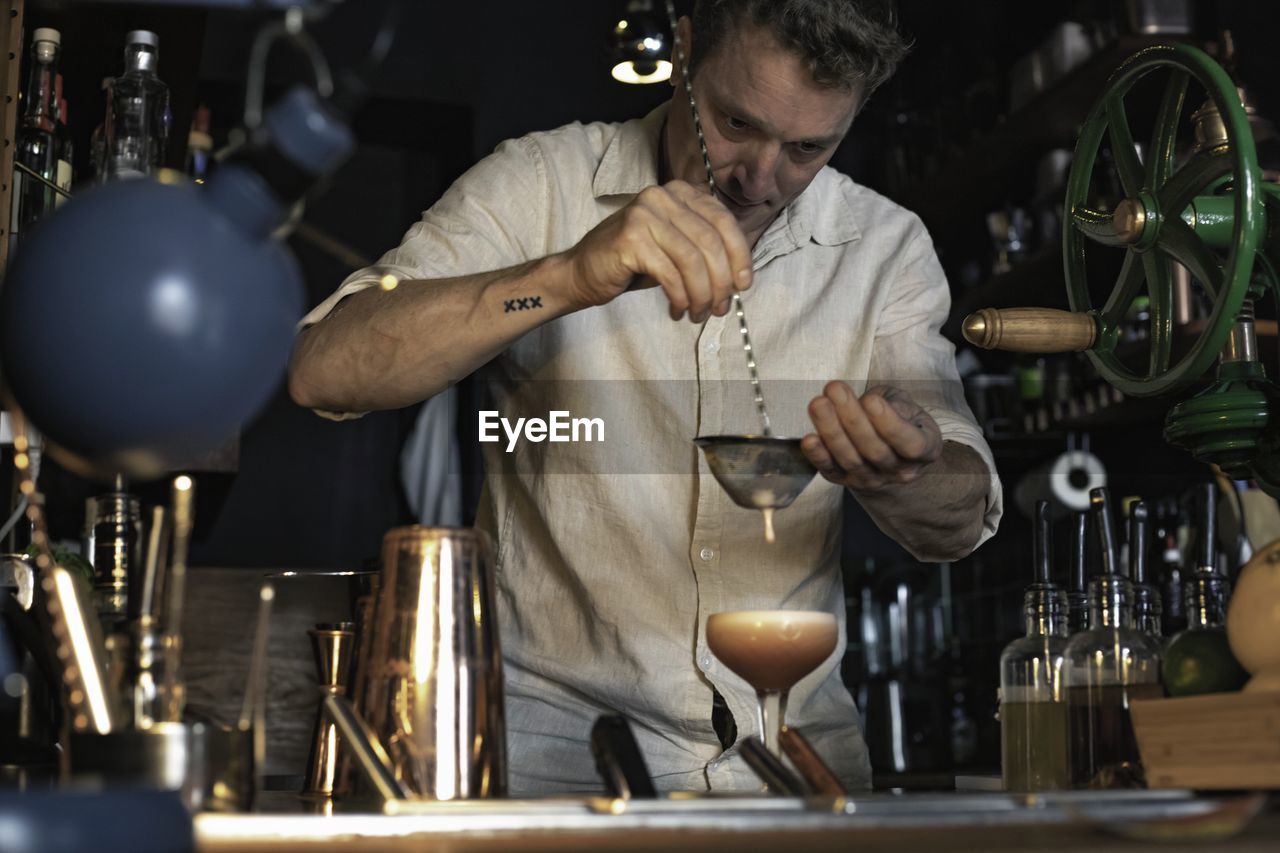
[593,103,668,198]
[594,102,863,251]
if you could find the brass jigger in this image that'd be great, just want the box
[694,436,817,543]
[303,621,354,796]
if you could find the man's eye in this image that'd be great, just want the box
[726,116,749,131]
[796,142,823,156]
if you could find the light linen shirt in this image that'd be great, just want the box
[301,104,1002,795]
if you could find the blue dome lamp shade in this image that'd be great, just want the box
[610,0,671,84]
[0,86,355,479]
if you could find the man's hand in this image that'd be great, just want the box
[801,382,943,493]
[563,180,752,323]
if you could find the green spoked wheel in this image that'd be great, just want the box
[1064,43,1266,398]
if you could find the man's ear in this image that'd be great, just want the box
[670,15,694,88]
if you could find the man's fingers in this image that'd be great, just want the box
[824,382,899,472]
[863,389,941,462]
[681,186,753,292]
[640,211,714,323]
[654,183,745,318]
[808,393,864,471]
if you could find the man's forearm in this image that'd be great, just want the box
[854,441,991,562]
[288,254,579,413]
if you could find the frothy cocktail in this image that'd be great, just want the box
[706,611,837,691]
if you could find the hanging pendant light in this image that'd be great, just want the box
[610,0,671,84]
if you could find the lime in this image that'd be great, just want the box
[1162,627,1250,696]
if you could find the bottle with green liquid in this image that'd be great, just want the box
[1000,500,1070,791]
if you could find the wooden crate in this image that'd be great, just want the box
[1131,691,1280,789]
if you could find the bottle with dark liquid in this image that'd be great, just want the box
[1000,500,1070,791]
[1155,499,1186,637]
[1162,484,1249,696]
[1066,511,1089,635]
[1064,488,1163,788]
[1129,501,1162,640]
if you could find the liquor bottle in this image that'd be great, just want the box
[1128,501,1162,640]
[1162,484,1249,696]
[103,30,170,181]
[9,28,63,253]
[54,73,73,204]
[1063,488,1163,788]
[1155,499,1186,637]
[185,104,214,183]
[1000,500,1070,791]
[1066,511,1089,635]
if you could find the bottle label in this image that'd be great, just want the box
[55,159,71,207]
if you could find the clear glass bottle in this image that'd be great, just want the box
[1128,500,1162,640]
[10,28,62,253]
[1000,500,1070,791]
[103,30,170,181]
[1064,488,1163,788]
[1066,510,1090,634]
[1162,484,1249,695]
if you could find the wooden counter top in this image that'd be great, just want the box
[195,792,1277,852]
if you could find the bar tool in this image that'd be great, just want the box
[322,694,408,804]
[694,436,817,543]
[779,725,846,796]
[351,526,506,800]
[302,621,354,796]
[590,714,656,799]
[739,736,807,796]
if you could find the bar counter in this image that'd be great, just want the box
[195,791,1278,852]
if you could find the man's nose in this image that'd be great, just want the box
[733,141,781,201]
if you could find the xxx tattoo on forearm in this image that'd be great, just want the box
[503,296,544,313]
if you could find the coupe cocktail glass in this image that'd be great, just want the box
[706,610,838,756]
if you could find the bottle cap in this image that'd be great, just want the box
[33,28,61,46]
[126,30,159,48]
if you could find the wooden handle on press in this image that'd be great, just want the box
[962,307,1097,353]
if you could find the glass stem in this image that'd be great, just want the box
[756,689,786,757]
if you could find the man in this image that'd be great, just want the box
[289,0,1001,793]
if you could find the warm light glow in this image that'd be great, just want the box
[642,36,662,51]
[435,542,458,800]
[611,59,672,84]
[175,475,193,492]
[617,19,629,29]
[379,273,399,291]
[54,568,113,733]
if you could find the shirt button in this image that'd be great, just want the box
[699,547,715,562]
[700,655,712,670]
[705,339,720,353]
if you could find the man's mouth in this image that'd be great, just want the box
[715,188,764,214]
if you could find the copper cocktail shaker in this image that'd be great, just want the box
[355,526,506,799]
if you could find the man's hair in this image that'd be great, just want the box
[689,0,911,97]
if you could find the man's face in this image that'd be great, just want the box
[667,20,863,247]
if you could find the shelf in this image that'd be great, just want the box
[943,244,1066,342]
[895,36,1170,244]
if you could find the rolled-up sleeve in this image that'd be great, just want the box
[296,135,551,420]
[867,224,1003,555]
[299,135,549,332]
